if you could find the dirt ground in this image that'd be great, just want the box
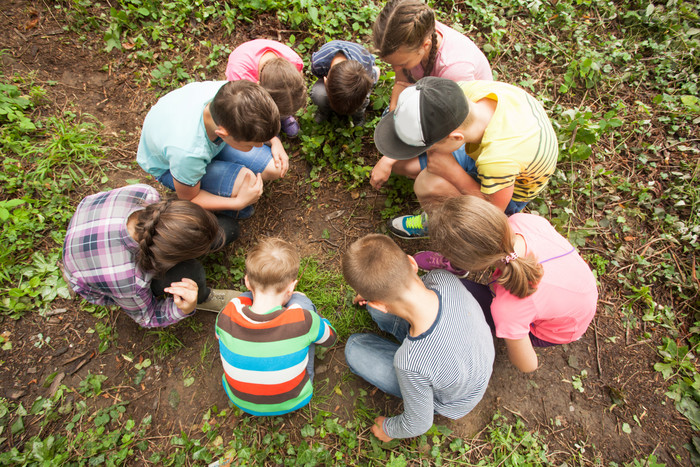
[0,0,694,464]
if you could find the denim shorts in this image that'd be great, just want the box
[419,145,528,216]
[157,144,272,197]
[156,144,272,219]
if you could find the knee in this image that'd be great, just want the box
[261,159,282,181]
[287,292,315,312]
[344,334,361,370]
[231,168,256,196]
[415,170,453,200]
[344,333,373,370]
[310,80,329,105]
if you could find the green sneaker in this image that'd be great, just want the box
[388,212,429,239]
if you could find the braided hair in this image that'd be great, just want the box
[429,196,543,298]
[373,0,438,82]
[133,200,223,277]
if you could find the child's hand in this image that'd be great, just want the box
[370,157,395,190]
[237,172,264,206]
[371,416,393,442]
[164,278,198,315]
[352,294,367,306]
[269,137,289,178]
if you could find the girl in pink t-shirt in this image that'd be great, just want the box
[225,39,307,137]
[370,0,493,189]
[373,0,492,111]
[426,196,598,373]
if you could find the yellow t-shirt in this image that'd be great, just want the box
[460,81,558,202]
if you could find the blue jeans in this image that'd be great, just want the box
[419,145,529,216]
[344,305,410,398]
[156,143,272,219]
[239,291,318,379]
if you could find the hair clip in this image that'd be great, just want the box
[503,252,518,264]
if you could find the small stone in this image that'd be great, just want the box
[168,389,180,409]
[9,390,26,400]
[567,355,580,369]
[569,405,575,412]
[316,365,328,374]
[27,367,37,374]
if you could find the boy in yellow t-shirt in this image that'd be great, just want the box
[372,76,558,239]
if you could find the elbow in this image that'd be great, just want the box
[513,356,539,373]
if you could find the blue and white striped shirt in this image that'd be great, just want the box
[310,40,378,83]
[384,270,495,439]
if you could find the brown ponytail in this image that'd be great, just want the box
[373,0,437,82]
[134,200,223,277]
[429,196,543,298]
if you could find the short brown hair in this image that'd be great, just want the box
[342,234,413,303]
[259,58,307,116]
[245,237,300,293]
[326,60,373,115]
[429,196,543,298]
[209,80,280,143]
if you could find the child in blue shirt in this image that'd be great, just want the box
[310,40,379,125]
[137,80,288,226]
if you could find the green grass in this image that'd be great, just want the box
[1,0,699,464]
[0,71,104,319]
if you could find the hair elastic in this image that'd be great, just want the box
[503,252,518,264]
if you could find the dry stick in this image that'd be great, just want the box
[669,250,687,284]
[593,316,602,377]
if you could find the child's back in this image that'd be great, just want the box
[386,269,494,437]
[216,294,336,415]
[215,238,336,416]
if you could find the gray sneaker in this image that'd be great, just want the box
[197,289,242,313]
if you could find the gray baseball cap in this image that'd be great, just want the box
[373,76,469,160]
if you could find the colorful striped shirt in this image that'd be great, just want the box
[216,294,337,416]
[459,80,558,202]
[62,185,190,328]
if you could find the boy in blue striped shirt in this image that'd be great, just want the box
[343,234,494,440]
[310,40,379,125]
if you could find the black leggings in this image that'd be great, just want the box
[150,259,210,303]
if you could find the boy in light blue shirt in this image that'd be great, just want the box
[137,80,288,227]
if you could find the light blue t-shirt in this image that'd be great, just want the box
[137,81,227,187]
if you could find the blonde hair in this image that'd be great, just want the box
[429,196,543,298]
[245,237,300,293]
[342,234,413,302]
[373,0,439,83]
[259,58,307,116]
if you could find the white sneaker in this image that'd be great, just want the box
[197,289,242,313]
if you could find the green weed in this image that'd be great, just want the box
[147,328,185,359]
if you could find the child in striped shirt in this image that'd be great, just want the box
[310,40,379,125]
[215,238,337,416]
[343,234,494,440]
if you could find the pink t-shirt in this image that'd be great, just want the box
[491,214,598,344]
[409,22,492,82]
[225,39,303,82]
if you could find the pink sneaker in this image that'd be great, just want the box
[413,251,468,278]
